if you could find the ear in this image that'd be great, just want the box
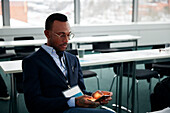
[44,30,50,39]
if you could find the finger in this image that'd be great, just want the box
[100,101,109,105]
[100,99,110,104]
[86,96,94,99]
[92,91,103,99]
[97,90,103,95]
[106,97,112,101]
[109,92,113,96]
[102,91,113,97]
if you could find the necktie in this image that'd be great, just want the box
[56,51,64,64]
[56,51,67,75]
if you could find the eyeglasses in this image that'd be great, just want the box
[51,31,74,40]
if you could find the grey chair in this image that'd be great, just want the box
[66,49,100,90]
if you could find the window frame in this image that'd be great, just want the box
[1,0,170,27]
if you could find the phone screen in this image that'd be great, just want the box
[95,95,110,102]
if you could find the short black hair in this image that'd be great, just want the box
[45,13,68,30]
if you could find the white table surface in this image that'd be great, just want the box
[0,39,47,47]
[0,48,170,74]
[0,60,22,74]
[70,35,140,44]
[0,35,140,47]
[80,48,170,66]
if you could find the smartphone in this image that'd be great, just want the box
[95,95,110,102]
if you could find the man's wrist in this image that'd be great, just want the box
[67,97,75,107]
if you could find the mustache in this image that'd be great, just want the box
[60,43,68,46]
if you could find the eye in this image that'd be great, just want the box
[67,33,71,37]
[60,34,67,38]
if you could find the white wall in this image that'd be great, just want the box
[0,22,170,46]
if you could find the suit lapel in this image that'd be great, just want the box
[38,48,67,85]
[64,52,75,87]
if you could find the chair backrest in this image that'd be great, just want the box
[92,42,110,50]
[0,38,6,54]
[66,49,78,55]
[152,44,165,49]
[145,44,166,70]
[14,73,24,93]
[13,36,34,94]
[14,36,35,53]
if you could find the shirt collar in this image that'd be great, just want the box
[42,44,56,54]
[41,44,65,59]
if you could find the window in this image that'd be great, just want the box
[0,0,4,27]
[1,0,170,27]
[138,0,170,22]
[80,0,132,25]
[9,0,74,27]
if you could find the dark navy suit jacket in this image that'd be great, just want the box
[22,47,92,113]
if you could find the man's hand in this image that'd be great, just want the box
[92,90,113,105]
[75,95,100,108]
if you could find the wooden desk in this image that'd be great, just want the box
[1,49,170,113]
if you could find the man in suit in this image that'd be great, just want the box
[22,13,113,113]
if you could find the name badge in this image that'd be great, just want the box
[62,85,83,98]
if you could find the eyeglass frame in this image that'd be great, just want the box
[50,31,74,40]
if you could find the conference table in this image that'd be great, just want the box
[0,35,140,50]
[1,48,170,113]
[70,35,140,49]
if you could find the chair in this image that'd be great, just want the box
[93,42,132,53]
[11,36,36,98]
[152,63,170,78]
[0,38,16,113]
[145,44,170,80]
[9,56,24,113]
[110,62,159,113]
[152,44,170,78]
[66,49,100,90]
[11,36,36,95]
[0,38,16,59]
[10,36,35,113]
[13,36,36,59]
[150,77,170,111]
[92,43,159,113]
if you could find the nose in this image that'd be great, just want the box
[62,36,69,43]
